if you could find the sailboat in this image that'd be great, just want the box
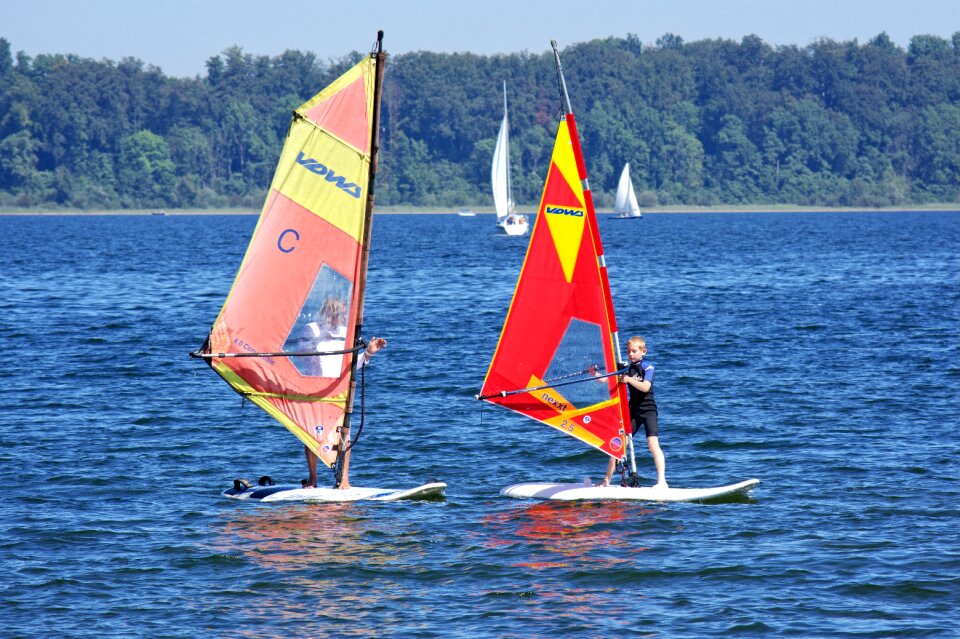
[190,32,444,503]
[492,81,529,236]
[477,41,758,502]
[612,163,642,219]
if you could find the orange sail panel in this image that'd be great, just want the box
[205,54,378,468]
[480,119,627,459]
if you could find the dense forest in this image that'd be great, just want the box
[1,32,958,210]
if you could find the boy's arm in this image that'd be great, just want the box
[624,376,652,393]
[620,364,652,392]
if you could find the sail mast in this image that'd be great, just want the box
[335,31,386,483]
[550,40,631,434]
[348,31,385,351]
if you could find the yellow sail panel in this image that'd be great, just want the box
[269,126,368,243]
[540,120,586,283]
[532,376,576,415]
[267,58,376,243]
[551,120,582,193]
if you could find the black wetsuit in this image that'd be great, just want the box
[627,359,659,437]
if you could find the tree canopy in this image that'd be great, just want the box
[1,33,958,210]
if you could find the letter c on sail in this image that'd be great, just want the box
[278,228,300,253]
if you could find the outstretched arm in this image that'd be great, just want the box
[357,336,387,369]
[366,336,387,354]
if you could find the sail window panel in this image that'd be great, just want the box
[543,318,611,409]
[282,264,354,378]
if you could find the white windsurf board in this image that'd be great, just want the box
[223,481,446,503]
[500,478,759,502]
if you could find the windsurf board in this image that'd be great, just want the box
[223,481,446,503]
[500,478,759,502]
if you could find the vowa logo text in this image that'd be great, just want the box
[295,152,362,199]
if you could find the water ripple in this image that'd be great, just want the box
[0,212,958,637]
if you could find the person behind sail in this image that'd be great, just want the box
[301,296,349,377]
[603,336,668,488]
[303,336,387,490]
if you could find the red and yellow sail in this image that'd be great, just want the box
[202,50,382,468]
[480,114,628,459]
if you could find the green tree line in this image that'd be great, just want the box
[1,33,958,210]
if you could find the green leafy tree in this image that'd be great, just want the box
[117,130,175,207]
[0,130,41,190]
[707,114,762,202]
[0,37,11,76]
[1,33,959,209]
[912,103,960,200]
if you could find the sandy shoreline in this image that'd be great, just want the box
[1,204,957,216]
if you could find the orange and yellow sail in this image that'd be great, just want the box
[199,47,383,468]
[479,104,629,459]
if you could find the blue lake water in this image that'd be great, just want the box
[1,211,958,638]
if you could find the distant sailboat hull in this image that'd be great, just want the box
[498,217,529,235]
[500,478,759,502]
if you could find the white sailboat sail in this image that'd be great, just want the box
[491,82,513,222]
[613,163,642,218]
[491,82,528,236]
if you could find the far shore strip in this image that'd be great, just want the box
[2,204,958,216]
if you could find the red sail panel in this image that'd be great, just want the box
[567,112,632,435]
[205,54,379,468]
[480,119,627,459]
